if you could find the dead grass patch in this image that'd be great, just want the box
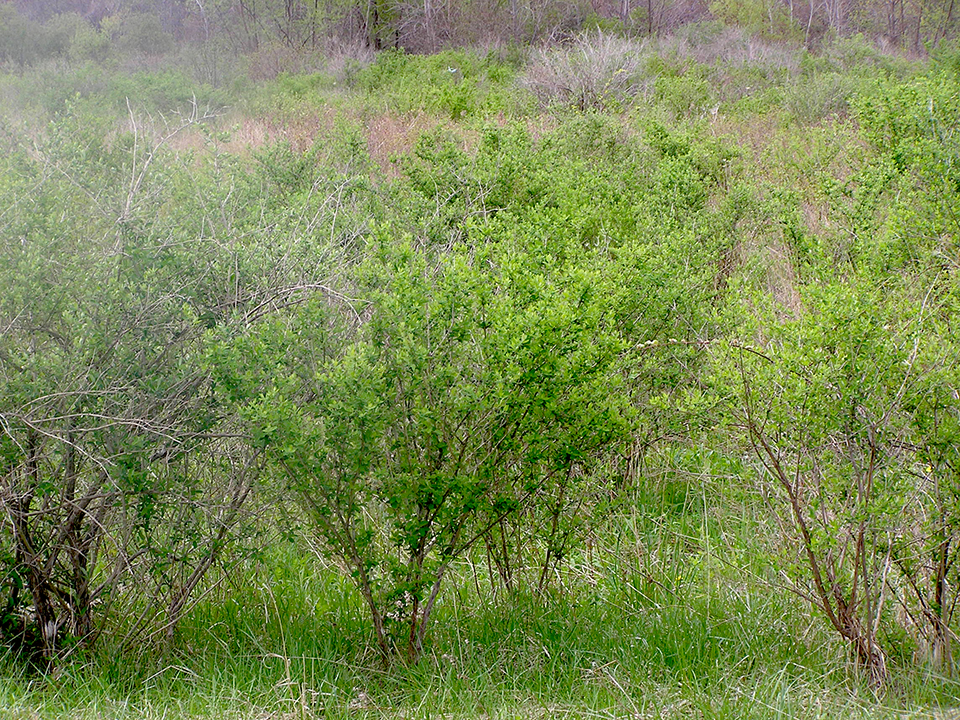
[365,112,441,178]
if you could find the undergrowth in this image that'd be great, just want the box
[4,498,959,718]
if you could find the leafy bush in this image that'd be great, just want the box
[351,48,515,117]
[223,229,635,661]
[68,22,111,64]
[106,69,227,111]
[0,7,84,66]
[654,71,716,118]
[724,276,956,686]
[708,0,803,42]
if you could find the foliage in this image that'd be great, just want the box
[0,7,86,66]
[220,224,636,661]
[351,48,518,118]
[726,281,916,686]
[708,0,804,41]
[4,21,960,718]
[112,11,175,56]
[0,104,258,665]
[845,64,960,670]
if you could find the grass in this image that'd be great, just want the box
[7,440,933,720]
[5,496,960,718]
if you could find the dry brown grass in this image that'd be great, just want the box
[162,115,284,157]
[365,112,441,178]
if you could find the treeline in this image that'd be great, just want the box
[1,0,958,65]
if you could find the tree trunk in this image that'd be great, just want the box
[930,531,953,671]
[16,435,60,663]
[852,630,888,688]
[13,501,59,662]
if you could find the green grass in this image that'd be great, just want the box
[7,449,953,719]
[5,513,960,719]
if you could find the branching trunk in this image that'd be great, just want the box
[931,530,953,670]
[739,355,890,688]
[13,435,59,663]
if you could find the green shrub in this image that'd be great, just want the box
[69,22,111,63]
[351,48,513,117]
[654,72,716,118]
[0,6,84,65]
[107,69,227,112]
[781,71,862,123]
[709,0,803,42]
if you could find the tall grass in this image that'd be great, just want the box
[7,466,959,718]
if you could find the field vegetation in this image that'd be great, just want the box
[3,1,960,717]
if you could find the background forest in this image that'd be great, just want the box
[3,0,960,717]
